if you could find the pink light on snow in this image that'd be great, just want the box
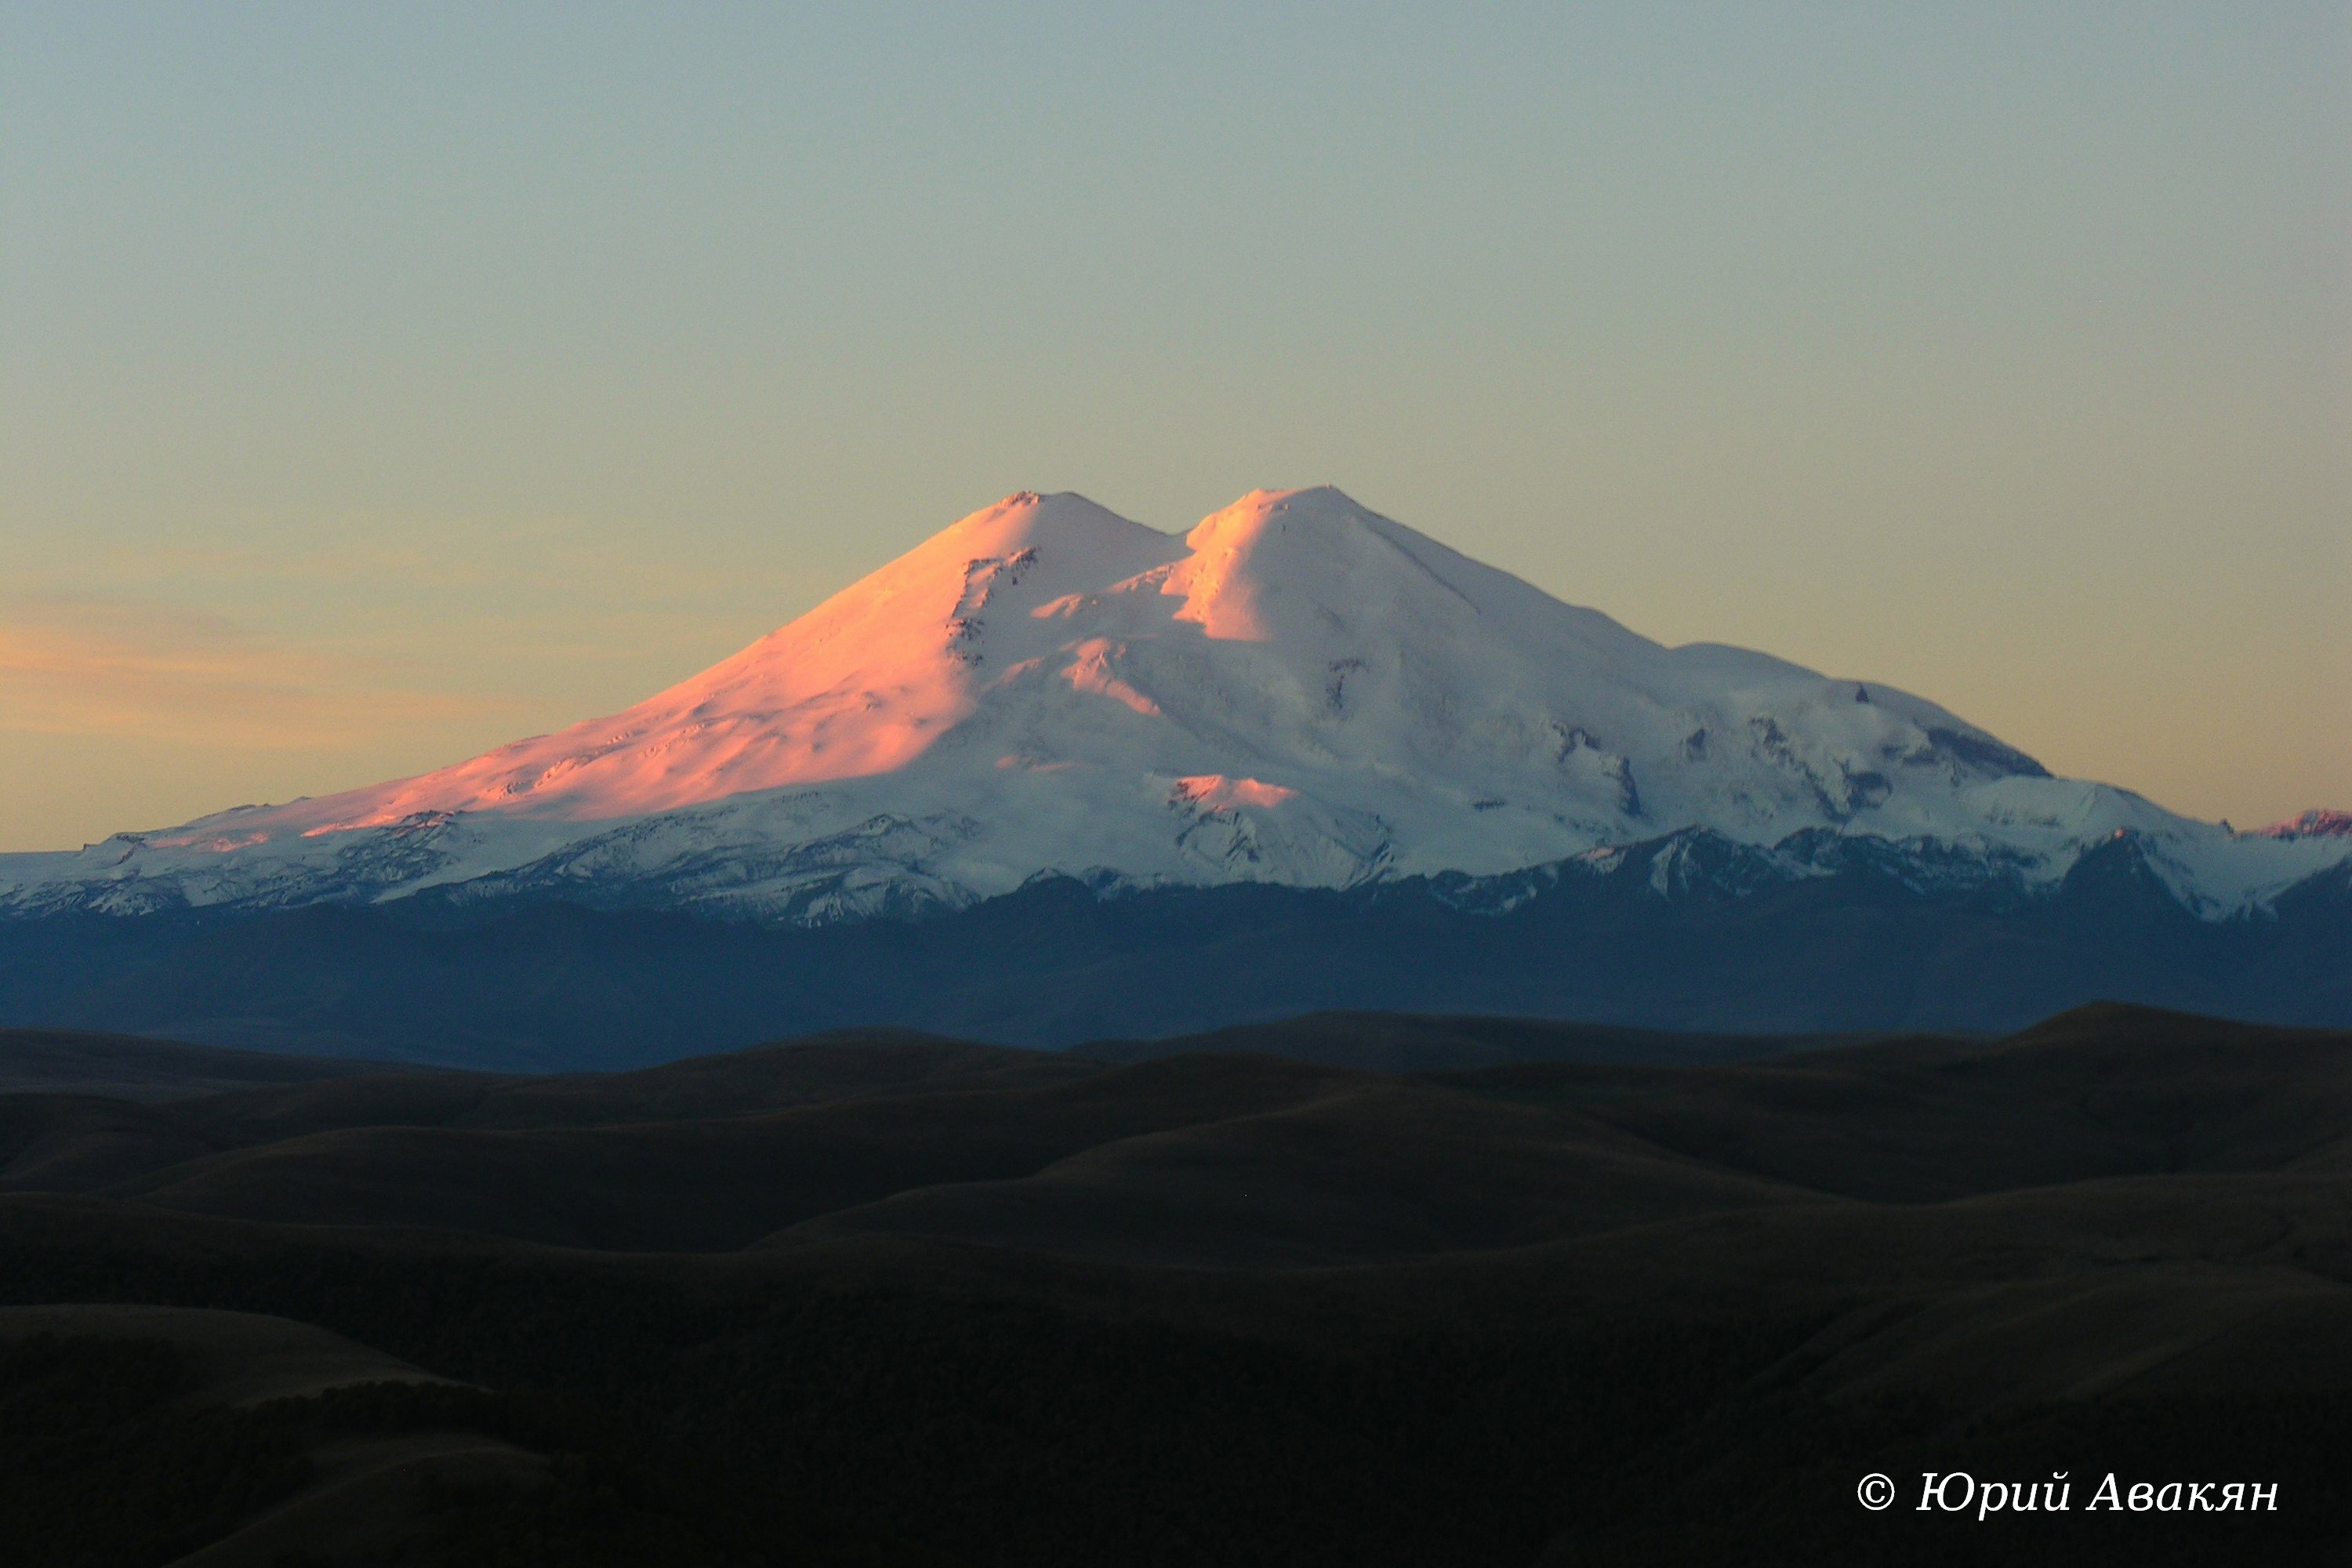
[1174,774,1297,811]
[1161,493,1290,642]
[204,488,1361,843]
[270,492,1157,833]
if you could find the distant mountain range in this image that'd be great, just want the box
[2,487,2343,1058]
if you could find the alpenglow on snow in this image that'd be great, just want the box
[5,488,2345,924]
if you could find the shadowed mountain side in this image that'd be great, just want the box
[0,1029,409,1102]
[1773,1266,2352,1406]
[6,853,2347,1069]
[0,1305,456,1406]
[99,1055,1364,1251]
[437,1029,1095,1128]
[1076,1011,1848,1071]
[762,1008,2352,1266]
[156,1029,1092,1145]
[0,1307,542,1568]
[0,1094,233,1193]
[3,1004,2339,1272]
[768,1080,1823,1267]
[0,1305,785,1567]
[8,1163,2352,1390]
[1428,1005,2352,1203]
[0,1031,1097,1200]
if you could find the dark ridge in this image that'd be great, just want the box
[3,846,2344,1069]
[0,1028,423,1102]
[1924,725,2053,779]
[0,1003,2343,1257]
[1075,1011,1849,1071]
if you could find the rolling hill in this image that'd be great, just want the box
[3,1005,2349,1562]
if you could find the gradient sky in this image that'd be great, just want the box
[4,2,2347,853]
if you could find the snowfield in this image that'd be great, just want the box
[5,488,2344,924]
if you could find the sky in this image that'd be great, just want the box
[3,2,2347,852]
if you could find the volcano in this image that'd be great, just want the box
[4,488,2344,924]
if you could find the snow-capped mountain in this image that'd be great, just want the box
[5,487,2345,924]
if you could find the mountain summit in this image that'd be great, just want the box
[5,488,2344,923]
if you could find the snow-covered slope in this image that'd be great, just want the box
[5,488,2344,923]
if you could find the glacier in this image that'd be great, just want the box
[5,487,2345,925]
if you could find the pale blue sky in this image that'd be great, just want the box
[4,2,2346,849]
